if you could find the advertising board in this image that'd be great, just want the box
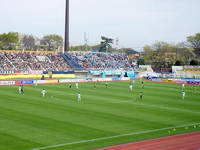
[0,81,16,86]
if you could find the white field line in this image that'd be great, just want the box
[31,122,200,150]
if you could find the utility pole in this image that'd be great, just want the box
[64,0,69,52]
[84,32,89,51]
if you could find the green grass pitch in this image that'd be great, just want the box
[0,81,200,150]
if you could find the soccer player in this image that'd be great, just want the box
[139,92,144,100]
[129,84,133,91]
[77,92,81,103]
[94,82,96,88]
[34,81,38,87]
[69,84,72,88]
[41,89,47,97]
[75,83,79,89]
[141,81,144,89]
[21,85,24,94]
[19,85,24,94]
[181,91,185,100]
[182,83,185,90]
[18,85,22,94]
[105,82,108,88]
[132,80,135,86]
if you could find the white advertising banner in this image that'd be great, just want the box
[0,81,16,86]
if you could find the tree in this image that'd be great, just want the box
[22,35,35,50]
[137,58,145,65]
[190,59,198,65]
[187,33,200,57]
[175,43,195,65]
[0,32,19,50]
[69,45,91,51]
[143,41,176,68]
[40,34,63,51]
[175,60,182,66]
[99,36,113,52]
[143,41,196,68]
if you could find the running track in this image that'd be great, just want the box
[96,132,200,150]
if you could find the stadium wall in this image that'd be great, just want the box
[0,77,131,86]
[151,78,200,86]
[1,75,200,87]
[0,74,75,80]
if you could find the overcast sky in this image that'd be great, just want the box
[0,0,200,49]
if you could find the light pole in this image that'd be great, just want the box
[64,0,69,52]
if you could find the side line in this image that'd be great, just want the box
[31,122,200,150]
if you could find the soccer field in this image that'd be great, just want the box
[0,81,200,150]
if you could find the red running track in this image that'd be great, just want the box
[95,132,200,150]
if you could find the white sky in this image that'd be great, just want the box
[0,0,200,49]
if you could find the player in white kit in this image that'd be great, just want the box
[75,83,79,89]
[181,91,185,100]
[182,83,185,90]
[41,89,47,97]
[18,85,22,94]
[77,92,81,103]
[129,84,133,91]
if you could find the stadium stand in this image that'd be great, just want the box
[0,51,133,72]
[0,51,71,72]
[62,53,82,70]
[0,52,14,71]
[67,52,132,70]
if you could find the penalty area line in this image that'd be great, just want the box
[30,122,200,150]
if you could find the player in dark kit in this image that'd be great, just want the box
[139,92,143,100]
[94,82,96,88]
[21,85,24,94]
[141,81,144,89]
[69,84,72,88]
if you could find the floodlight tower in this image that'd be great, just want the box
[64,0,69,52]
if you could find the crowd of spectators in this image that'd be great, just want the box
[0,52,71,72]
[0,51,133,72]
[0,52,14,71]
[44,54,70,71]
[68,52,132,70]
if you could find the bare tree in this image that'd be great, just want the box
[22,35,35,50]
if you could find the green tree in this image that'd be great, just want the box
[175,60,183,66]
[137,58,145,65]
[143,41,195,68]
[69,45,91,51]
[143,42,176,68]
[190,59,198,65]
[187,33,200,57]
[175,43,195,65]
[99,36,113,52]
[0,32,19,50]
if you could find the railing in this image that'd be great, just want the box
[62,53,82,70]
